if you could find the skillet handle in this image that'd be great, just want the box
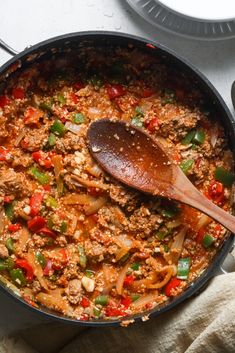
[217,250,235,275]
[0,39,19,56]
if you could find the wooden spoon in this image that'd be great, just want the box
[87,119,235,233]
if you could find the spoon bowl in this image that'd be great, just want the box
[87,119,235,234]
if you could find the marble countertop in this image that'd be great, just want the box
[0,0,235,335]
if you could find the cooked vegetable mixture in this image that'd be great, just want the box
[0,45,234,322]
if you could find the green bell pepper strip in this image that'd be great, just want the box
[156,230,168,240]
[163,245,169,253]
[135,106,144,116]
[89,75,104,88]
[50,120,66,137]
[48,133,56,147]
[214,167,235,187]
[73,113,86,124]
[202,234,215,248]
[177,257,191,279]
[5,257,14,271]
[0,259,6,271]
[85,269,95,278]
[93,308,101,317]
[192,130,205,145]
[131,116,143,127]
[78,245,87,268]
[95,295,109,306]
[161,203,180,218]
[5,238,14,253]
[45,196,58,210]
[4,203,14,221]
[60,221,67,233]
[131,294,140,302]
[10,268,26,287]
[35,251,46,268]
[57,94,66,105]
[131,263,140,271]
[181,130,195,145]
[39,101,53,113]
[180,159,194,175]
[30,166,50,185]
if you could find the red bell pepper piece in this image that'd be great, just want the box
[15,259,34,281]
[142,88,154,98]
[51,248,68,270]
[37,227,57,239]
[123,275,134,287]
[43,260,53,276]
[12,87,25,100]
[70,92,78,104]
[121,296,132,308]
[0,96,10,108]
[145,117,158,133]
[105,307,125,317]
[29,192,44,217]
[32,151,52,169]
[4,196,12,203]
[0,146,11,161]
[28,216,46,233]
[24,106,44,125]
[165,277,182,297]
[208,181,224,204]
[106,84,125,99]
[196,227,206,244]
[80,297,90,308]
[8,223,21,232]
[73,82,84,90]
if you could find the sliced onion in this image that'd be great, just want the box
[85,163,103,177]
[116,262,130,295]
[65,122,83,135]
[15,227,30,254]
[70,174,106,189]
[149,266,173,289]
[171,226,188,251]
[0,274,21,296]
[25,250,48,291]
[195,214,212,231]
[88,107,101,114]
[210,125,218,147]
[14,130,26,147]
[131,291,160,309]
[36,289,72,315]
[164,226,188,264]
[84,197,107,215]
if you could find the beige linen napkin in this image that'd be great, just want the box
[1,251,235,353]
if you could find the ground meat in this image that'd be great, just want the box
[84,239,106,261]
[108,182,138,211]
[21,125,49,152]
[0,244,8,258]
[65,279,82,304]
[191,158,210,185]
[12,149,33,168]
[0,167,32,197]
[97,206,128,230]
[128,205,162,236]
[55,132,86,153]
[0,116,9,139]
[157,105,201,140]
[32,280,41,294]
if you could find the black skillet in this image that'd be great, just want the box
[0,32,234,326]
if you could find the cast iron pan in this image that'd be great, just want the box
[0,31,234,326]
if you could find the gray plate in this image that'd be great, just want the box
[127,0,235,40]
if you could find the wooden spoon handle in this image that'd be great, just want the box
[174,178,235,234]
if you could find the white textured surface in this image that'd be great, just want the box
[0,0,235,335]
[159,0,235,21]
